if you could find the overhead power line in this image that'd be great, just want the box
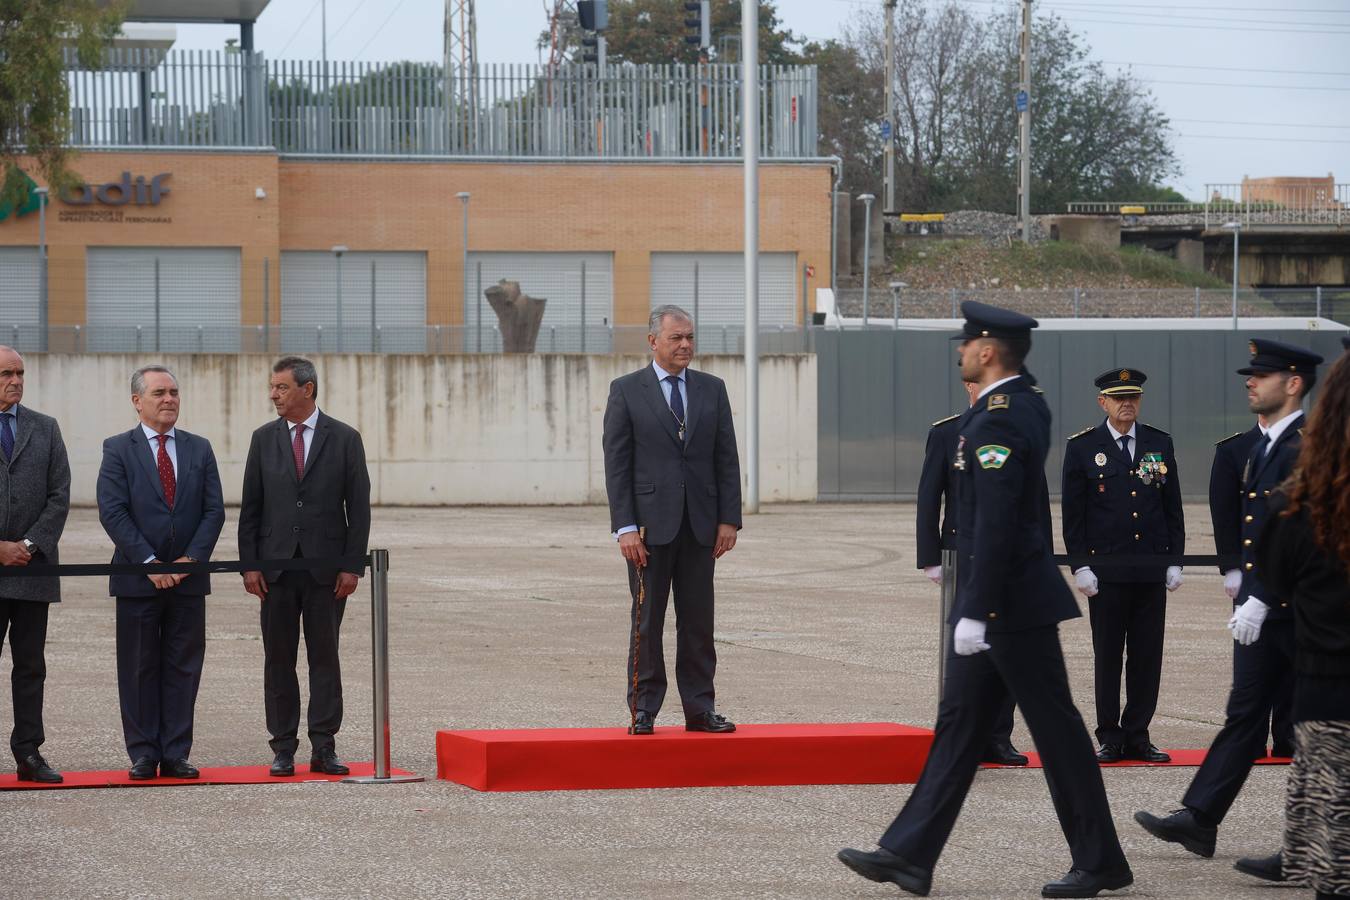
[1178,133,1350,145]
[1175,118,1350,130]
[1103,60,1350,78]
[354,0,414,60]
[278,0,325,57]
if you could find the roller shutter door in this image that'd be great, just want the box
[464,252,614,352]
[0,248,40,348]
[280,251,426,353]
[86,247,240,352]
[649,252,796,351]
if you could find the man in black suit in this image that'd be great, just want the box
[0,346,71,784]
[917,381,1026,767]
[239,356,371,777]
[1062,368,1185,764]
[602,304,741,736]
[1210,422,1295,759]
[1137,338,1322,858]
[97,365,225,780]
[839,302,1132,899]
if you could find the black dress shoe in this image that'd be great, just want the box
[160,758,199,779]
[628,710,654,736]
[1270,743,1296,759]
[1041,866,1134,898]
[1126,743,1171,763]
[15,753,63,784]
[837,847,932,896]
[1095,744,1125,763]
[269,752,295,777]
[685,711,736,733]
[1235,850,1284,882]
[1133,808,1216,858]
[982,742,1030,766]
[128,757,158,780]
[310,748,350,776]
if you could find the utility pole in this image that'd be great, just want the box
[1016,0,1032,242]
[743,0,760,515]
[883,0,897,214]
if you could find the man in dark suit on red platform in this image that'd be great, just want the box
[239,357,370,777]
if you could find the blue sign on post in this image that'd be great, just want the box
[880,120,892,141]
[1015,90,1029,113]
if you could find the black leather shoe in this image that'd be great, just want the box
[982,742,1030,766]
[128,757,158,780]
[1134,808,1216,858]
[627,710,654,736]
[685,711,736,733]
[15,753,63,784]
[1127,743,1171,763]
[1270,743,1295,759]
[837,847,932,896]
[309,748,349,776]
[269,752,295,777]
[1096,743,1125,763]
[160,758,199,779]
[1235,851,1284,882]
[1041,866,1134,898]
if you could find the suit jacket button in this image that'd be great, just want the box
[988,612,997,619]
[1132,511,1139,519]
[1245,515,1254,523]
[1243,539,1252,546]
[1248,492,1256,499]
[1130,491,1137,497]
[1282,602,1288,607]
[1134,534,1140,540]
[293,526,300,533]
[297,500,303,508]
[1245,562,1254,570]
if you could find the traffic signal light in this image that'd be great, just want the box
[578,1,608,32]
[684,1,710,49]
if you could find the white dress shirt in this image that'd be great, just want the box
[1261,409,1302,456]
[1105,420,1139,463]
[141,423,177,563]
[287,408,321,465]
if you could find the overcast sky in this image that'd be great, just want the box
[160,0,1349,202]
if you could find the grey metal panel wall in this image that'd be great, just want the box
[818,328,1346,501]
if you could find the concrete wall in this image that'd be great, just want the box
[1045,215,1121,247]
[24,353,816,506]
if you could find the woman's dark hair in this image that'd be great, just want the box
[1282,351,1350,569]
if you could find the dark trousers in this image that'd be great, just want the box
[880,625,1127,875]
[115,593,206,763]
[1271,668,1295,752]
[261,571,346,755]
[942,641,1016,751]
[624,513,716,719]
[1183,618,1295,823]
[1088,581,1166,747]
[0,598,49,760]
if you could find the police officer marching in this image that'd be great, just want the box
[1062,368,1184,764]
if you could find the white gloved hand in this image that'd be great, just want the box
[953,617,991,656]
[1074,567,1099,598]
[924,565,943,586]
[1223,569,1242,601]
[1165,566,1184,592]
[1228,595,1270,646]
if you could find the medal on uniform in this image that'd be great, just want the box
[953,435,967,471]
[1094,452,1106,467]
[1136,452,1166,486]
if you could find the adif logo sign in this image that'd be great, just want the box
[0,171,41,222]
[61,172,171,206]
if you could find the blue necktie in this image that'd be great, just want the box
[1118,434,1131,461]
[666,375,685,435]
[0,414,13,461]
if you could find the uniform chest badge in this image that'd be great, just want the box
[976,444,1011,469]
[1094,452,1107,467]
[954,435,967,471]
[1136,451,1167,486]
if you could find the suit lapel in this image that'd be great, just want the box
[1098,422,1131,469]
[131,427,169,507]
[174,430,194,498]
[275,418,300,484]
[681,370,701,445]
[638,366,682,446]
[8,408,33,464]
[302,413,330,481]
[1251,413,1303,484]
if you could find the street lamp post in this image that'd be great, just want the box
[858,193,876,327]
[332,244,348,352]
[36,187,48,351]
[455,191,473,351]
[1223,221,1240,330]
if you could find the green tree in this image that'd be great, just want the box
[0,0,126,209]
[803,38,881,198]
[549,0,802,66]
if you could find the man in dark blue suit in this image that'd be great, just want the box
[839,302,1132,899]
[1137,338,1322,858]
[97,365,224,780]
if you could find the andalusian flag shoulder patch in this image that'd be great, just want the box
[976,444,1011,469]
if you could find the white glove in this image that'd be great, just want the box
[1223,569,1242,601]
[924,565,943,586]
[1228,595,1270,646]
[953,617,991,656]
[1074,567,1099,598]
[1165,566,1184,592]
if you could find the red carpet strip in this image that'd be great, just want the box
[0,762,414,791]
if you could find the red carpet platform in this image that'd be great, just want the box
[0,762,413,791]
[982,750,1293,768]
[437,722,934,792]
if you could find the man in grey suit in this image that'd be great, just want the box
[0,347,70,783]
[603,305,742,735]
[239,356,370,777]
[97,365,225,780]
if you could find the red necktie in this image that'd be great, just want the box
[156,434,176,508]
[293,423,306,479]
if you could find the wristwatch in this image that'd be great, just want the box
[21,539,36,554]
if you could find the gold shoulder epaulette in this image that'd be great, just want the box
[1067,426,1094,441]
[1141,422,1170,437]
[1214,431,1244,446]
[930,413,960,428]
[1031,385,1045,395]
[987,393,1010,411]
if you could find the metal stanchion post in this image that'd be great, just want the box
[937,548,957,703]
[345,549,423,784]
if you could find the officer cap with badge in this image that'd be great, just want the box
[1236,338,1323,376]
[1094,367,1146,397]
[951,300,1039,342]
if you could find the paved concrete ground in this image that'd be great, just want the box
[0,504,1300,898]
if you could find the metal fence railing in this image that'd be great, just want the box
[59,49,818,159]
[1064,185,1348,227]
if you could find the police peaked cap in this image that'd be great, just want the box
[1095,367,1146,396]
[952,300,1038,341]
[1236,338,1323,376]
